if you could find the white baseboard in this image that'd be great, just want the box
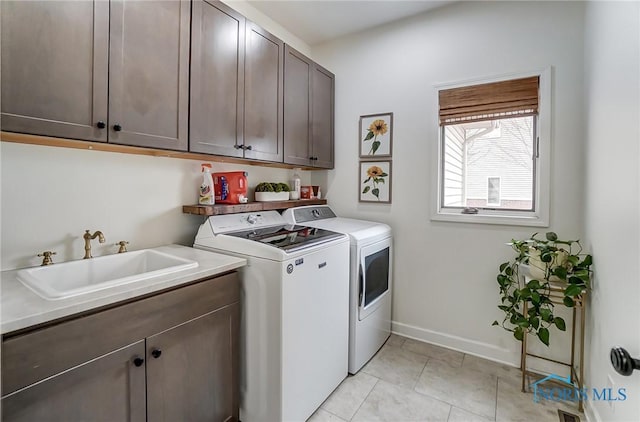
[391,320,520,368]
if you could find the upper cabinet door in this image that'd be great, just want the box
[109,0,190,151]
[0,1,109,142]
[190,0,245,157]
[243,22,284,162]
[311,64,335,169]
[283,46,312,167]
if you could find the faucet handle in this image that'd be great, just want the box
[115,241,129,253]
[37,251,57,266]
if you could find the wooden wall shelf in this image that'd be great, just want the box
[183,199,327,216]
[1,132,320,171]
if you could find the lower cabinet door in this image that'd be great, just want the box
[1,340,146,422]
[146,303,240,422]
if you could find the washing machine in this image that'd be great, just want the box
[194,211,349,422]
[282,205,392,374]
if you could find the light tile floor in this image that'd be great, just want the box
[309,334,581,422]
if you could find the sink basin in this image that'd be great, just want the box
[17,249,199,300]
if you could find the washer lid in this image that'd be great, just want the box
[282,206,391,242]
[224,225,345,253]
[207,210,287,234]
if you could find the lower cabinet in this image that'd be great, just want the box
[1,273,240,422]
[147,305,239,421]
[2,341,147,422]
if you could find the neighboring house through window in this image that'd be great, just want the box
[487,176,501,207]
[432,69,551,227]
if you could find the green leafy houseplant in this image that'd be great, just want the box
[255,182,290,192]
[493,232,593,346]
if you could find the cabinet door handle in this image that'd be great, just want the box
[96,121,106,129]
[234,144,242,149]
[244,145,252,151]
[151,349,162,359]
[133,357,144,367]
[113,124,122,132]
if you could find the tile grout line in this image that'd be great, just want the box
[411,357,461,418]
[347,374,381,421]
[445,403,454,422]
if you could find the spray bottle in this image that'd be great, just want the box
[290,168,301,200]
[199,163,215,205]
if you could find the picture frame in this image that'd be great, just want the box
[359,112,393,158]
[359,160,392,203]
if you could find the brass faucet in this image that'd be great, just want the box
[37,251,56,266]
[115,241,129,253]
[83,230,105,259]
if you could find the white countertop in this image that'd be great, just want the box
[1,245,246,334]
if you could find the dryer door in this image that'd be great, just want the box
[358,237,392,320]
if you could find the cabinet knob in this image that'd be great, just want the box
[113,124,122,132]
[309,156,318,161]
[133,357,144,367]
[611,347,640,376]
[234,144,242,149]
[244,145,252,151]
[96,121,106,129]
[151,349,162,359]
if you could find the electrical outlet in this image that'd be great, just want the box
[607,374,615,412]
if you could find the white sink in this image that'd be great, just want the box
[17,249,199,300]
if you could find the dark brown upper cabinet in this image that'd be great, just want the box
[108,0,191,150]
[242,21,284,162]
[190,0,245,157]
[190,1,283,162]
[2,1,333,166]
[1,1,109,142]
[1,0,190,151]
[284,46,335,169]
[311,63,335,169]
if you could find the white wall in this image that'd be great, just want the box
[221,0,311,57]
[0,143,311,270]
[312,1,586,364]
[583,2,640,422]
[0,0,312,271]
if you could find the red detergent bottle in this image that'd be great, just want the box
[213,171,248,204]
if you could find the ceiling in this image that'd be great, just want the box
[246,0,457,46]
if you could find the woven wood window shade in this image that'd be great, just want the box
[439,76,539,126]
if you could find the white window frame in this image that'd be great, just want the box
[431,68,551,227]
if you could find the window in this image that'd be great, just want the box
[432,70,551,227]
[487,176,501,206]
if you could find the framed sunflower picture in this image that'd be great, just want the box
[359,112,393,158]
[359,160,392,203]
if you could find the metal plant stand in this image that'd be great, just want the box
[520,278,587,413]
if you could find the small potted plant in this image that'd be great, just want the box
[254,182,291,202]
[493,232,593,346]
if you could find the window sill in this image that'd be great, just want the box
[431,210,549,227]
